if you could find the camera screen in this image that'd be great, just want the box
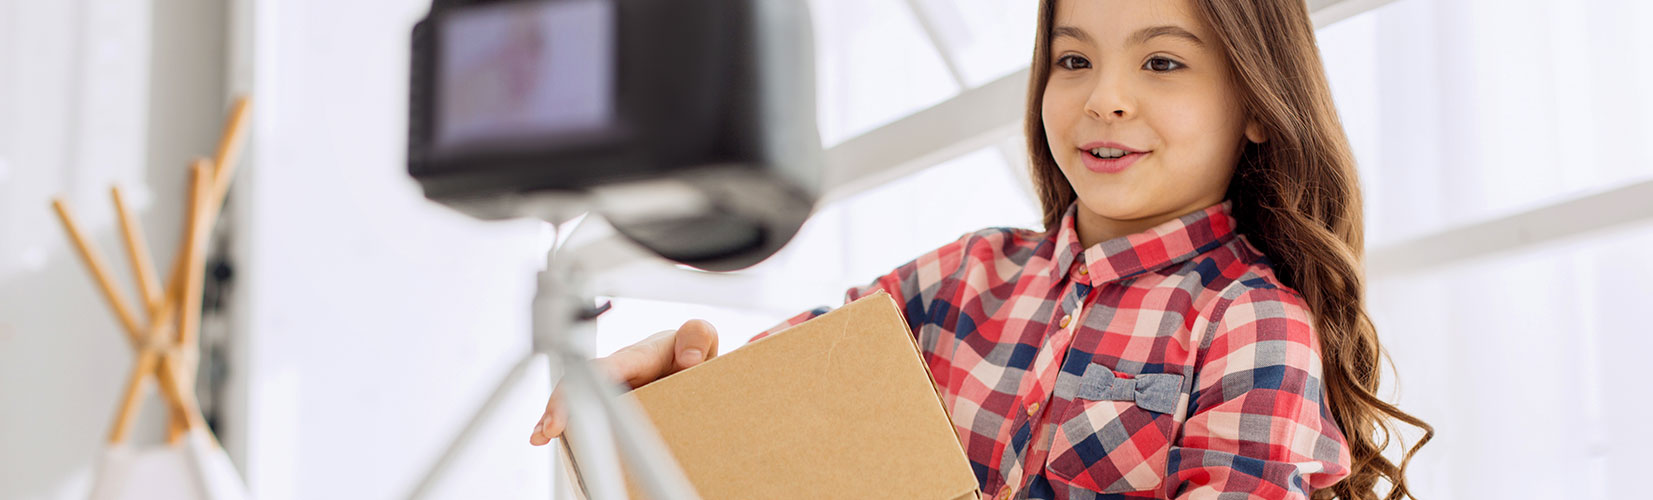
[435,0,615,152]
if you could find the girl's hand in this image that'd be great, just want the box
[527,319,720,446]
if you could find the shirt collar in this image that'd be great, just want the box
[1049,200,1238,285]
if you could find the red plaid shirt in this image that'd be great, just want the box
[751,201,1350,499]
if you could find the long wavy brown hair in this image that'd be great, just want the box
[1023,1,1433,498]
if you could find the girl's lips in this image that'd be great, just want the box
[1080,150,1146,174]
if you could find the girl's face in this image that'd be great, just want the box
[1042,0,1267,240]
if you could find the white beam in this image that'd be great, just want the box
[822,68,1027,203]
[1309,0,1404,27]
[1367,179,1653,277]
[902,0,969,86]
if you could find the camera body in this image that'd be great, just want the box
[409,0,820,271]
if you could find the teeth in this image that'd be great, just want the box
[1088,147,1128,159]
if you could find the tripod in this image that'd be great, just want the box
[409,206,700,500]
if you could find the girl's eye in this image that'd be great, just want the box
[1143,56,1184,72]
[1055,54,1091,71]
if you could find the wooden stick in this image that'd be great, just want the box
[99,97,253,446]
[139,256,185,412]
[107,349,159,444]
[165,161,212,442]
[165,403,189,443]
[163,315,189,442]
[111,97,253,445]
[112,185,194,441]
[156,353,208,430]
[159,97,250,306]
[111,187,166,316]
[122,285,192,443]
[105,246,190,445]
[149,98,249,434]
[51,199,144,345]
[116,160,210,444]
[179,160,210,348]
[209,96,252,210]
[157,322,191,443]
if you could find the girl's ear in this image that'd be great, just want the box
[1244,118,1270,144]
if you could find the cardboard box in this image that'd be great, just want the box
[562,291,980,499]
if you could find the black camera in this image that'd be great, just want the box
[408,0,820,271]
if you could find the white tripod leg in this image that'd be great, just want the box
[408,352,545,499]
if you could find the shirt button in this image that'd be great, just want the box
[997,485,1013,500]
[1026,402,1041,416]
[1059,315,1072,328]
[1078,266,1089,276]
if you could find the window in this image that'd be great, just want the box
[1321,1,1653,497]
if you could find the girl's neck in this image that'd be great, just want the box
[1073,211,1166,249]
[1072,197,1226,249]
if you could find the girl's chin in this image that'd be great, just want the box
[1073,193,1157,221]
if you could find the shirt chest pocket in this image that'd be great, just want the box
[1045,362,1183,494]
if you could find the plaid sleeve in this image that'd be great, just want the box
[745,230,982,344]
[1164,286,1352,499]
[747,305,832,343]
[744,271,905,344]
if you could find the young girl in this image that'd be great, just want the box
[530,0,1430,498]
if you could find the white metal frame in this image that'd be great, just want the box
[1366,180,1653,277]
[821,68,1029,203]
[1308,0,1407,27]
[900,0,969,87]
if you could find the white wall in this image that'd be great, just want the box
[230,0,555,498]
[0,0,226,498]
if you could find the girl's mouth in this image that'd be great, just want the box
[1081,147,1146,174]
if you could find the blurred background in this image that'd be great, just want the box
[3,0,1651,498]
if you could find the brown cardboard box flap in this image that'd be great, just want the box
[568,291,980,499]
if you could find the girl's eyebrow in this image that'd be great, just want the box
[1052,25,1091,44]
[1129,25,1205,47]
[1051,24,1205,48]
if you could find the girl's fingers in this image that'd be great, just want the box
[606,330,678,388]
[530,386,568,446]
[530,327,690,446]
[672,320,719,370]
[530,353,627,445]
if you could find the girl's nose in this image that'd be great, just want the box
[1084,72,1134,121]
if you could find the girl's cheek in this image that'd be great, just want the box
[1158,95,1235,154]
[1042,90,1077,137]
